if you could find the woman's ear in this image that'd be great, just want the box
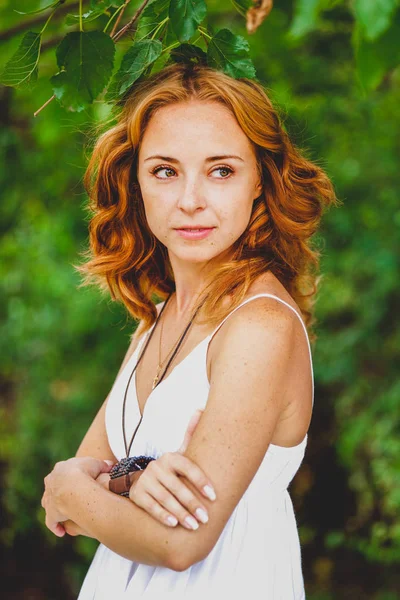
[254,180,263,198]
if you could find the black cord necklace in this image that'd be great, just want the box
[122,292,207,457]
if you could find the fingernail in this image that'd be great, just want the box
[185,516,199,530]
[104,460,114,466]
[167,516,178,527]
[203,485,216,501]
[195,508,208,523]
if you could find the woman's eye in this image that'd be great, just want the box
[152,166,176,178]
[212,166,233,178]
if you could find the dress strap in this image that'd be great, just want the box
[208,293,314,407]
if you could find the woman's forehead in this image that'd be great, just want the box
[138,101,256,160]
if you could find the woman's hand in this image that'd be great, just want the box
[129,409,217,530]
[41,457,113,537]
[62,472,112,537]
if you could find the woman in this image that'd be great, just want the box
[42,62,337,598]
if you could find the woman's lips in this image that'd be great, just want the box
[174,227,215,240]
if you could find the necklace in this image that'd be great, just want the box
[122,292,208,457]
[152,300,185,389]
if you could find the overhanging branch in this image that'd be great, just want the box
[0,2,80,42]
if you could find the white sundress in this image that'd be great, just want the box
[78,293,314,599]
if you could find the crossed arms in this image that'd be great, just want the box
[44,297,295,572]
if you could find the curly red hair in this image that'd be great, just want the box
[76,63,339,341]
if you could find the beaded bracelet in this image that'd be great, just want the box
[109,455,156,497]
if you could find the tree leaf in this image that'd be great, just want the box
[50,31,115,112]
[207,28,256,79]
[14,0,60,16]
[90,0,126,8]
[0,31,41,87]
[354,13,400,90]
[135,0,177,46]
[140,0,170,21]
[230,0,252,18]
[106,39,163,100]
[353,0,398,42]
[65,8,107,26]
[170,43,207,65]
[289,0,326,39]
[169,0,207,42]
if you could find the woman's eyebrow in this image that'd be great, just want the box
[144,154,245,163]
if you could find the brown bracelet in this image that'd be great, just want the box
[109,473,132,496]
[108,471,144,497]
[108,455,155,497]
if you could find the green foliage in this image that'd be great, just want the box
[107,38,163,98]
[170,42,207,64]
[1,0,400,115]
[230,0,252,18]
[169,0,207,42]
[51,31,116,111]
[353,0,398,41]
[207,28,256,78]
[0,0,258,113]
[354,10,400,90]
[0,31,41,86]
[289,0,329,39]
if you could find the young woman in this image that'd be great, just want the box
[41,62,337,598]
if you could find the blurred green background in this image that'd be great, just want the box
[1,0,399,598]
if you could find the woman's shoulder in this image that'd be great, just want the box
[218,272,302,334]
[243,272,302,316]
[208,273,301,361]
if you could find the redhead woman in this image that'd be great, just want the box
[41,62,337,599]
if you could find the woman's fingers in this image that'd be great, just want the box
[150,463,211,529]
[44,509,66,537]
[63,519,93,538]
[129,453,216,530]
[160,452,216,502]
[132,477,202,530]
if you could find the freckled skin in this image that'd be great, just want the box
[136,100,263,289]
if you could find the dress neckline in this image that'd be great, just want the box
[126,293,312,451]
[129,335,308,451]
[133,329,213,419]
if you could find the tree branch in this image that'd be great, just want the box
[33,0,155,117]
[110,0,132,38]
[0,2,79,42]
[112,0,152,42]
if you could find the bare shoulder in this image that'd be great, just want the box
[207,274,301,378]
[210,293,298,387]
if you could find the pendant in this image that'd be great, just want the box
[152,365,162,390]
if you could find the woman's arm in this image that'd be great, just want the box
[44,297,300,571]
[46,457,215,571]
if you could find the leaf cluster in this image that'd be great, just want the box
[0,0,258,112]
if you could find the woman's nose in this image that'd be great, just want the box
[176,179,207,211]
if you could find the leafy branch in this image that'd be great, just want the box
[1,0,400,115]
[1,0,270,115]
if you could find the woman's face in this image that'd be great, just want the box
[136,100,262,266]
